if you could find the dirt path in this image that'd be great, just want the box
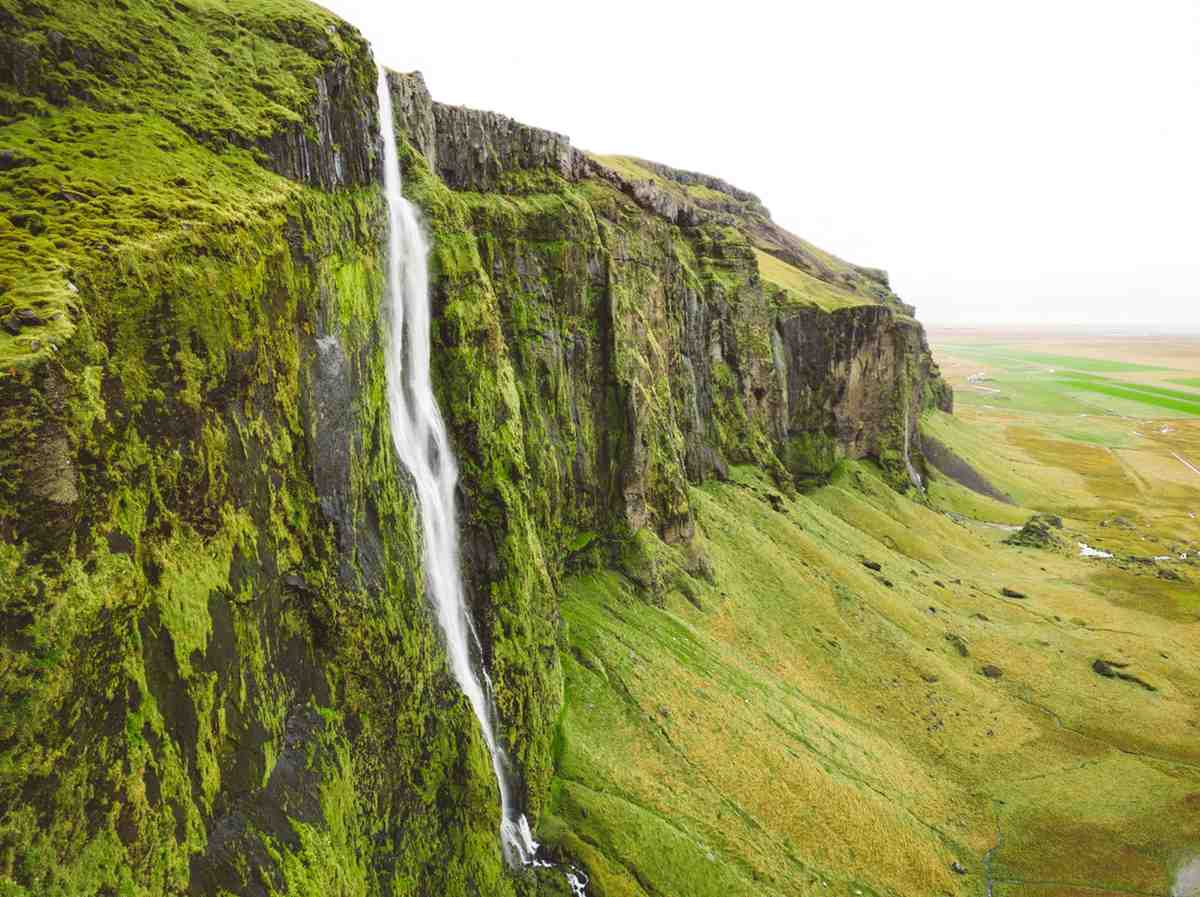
[1171,451,1200,478]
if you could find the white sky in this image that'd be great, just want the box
[319,0,1200,328]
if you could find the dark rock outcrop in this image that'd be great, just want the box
[419,92,588,190]
[1092,659,1156,692]
[256,57,380,189]
[775,305,951,486]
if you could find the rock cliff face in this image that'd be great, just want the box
[0,2,949,895]
[389,71,951,544]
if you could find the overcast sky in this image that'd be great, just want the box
[319,0,1199,328]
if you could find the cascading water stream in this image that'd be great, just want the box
[375,65,535,870]
[375,66,587,896]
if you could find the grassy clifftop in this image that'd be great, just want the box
[0,0,375,370]
[588,153,904,314]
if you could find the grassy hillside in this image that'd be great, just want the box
[539,456,1199,897]
[752,249,866,311]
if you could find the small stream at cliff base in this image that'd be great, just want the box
[375,66,587,896]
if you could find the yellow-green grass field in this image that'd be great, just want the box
[752,248,867,312]
[536,331,1200,897]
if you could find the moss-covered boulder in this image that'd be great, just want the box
[1003,513,1065,549]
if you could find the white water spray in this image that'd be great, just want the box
[375,66,537,869]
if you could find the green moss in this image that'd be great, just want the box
[0,0,375,371]
[782,431,841,487]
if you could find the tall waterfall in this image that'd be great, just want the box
[375,66,537,869]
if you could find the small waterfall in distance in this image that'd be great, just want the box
[374,66,586,897]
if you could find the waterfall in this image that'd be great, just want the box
[375,66,536,869]
[902,404,924,491]
[375,64,589,896]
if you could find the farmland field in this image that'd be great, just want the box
[927,326,1200,539]
[932,333,1200,422]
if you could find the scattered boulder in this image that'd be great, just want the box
[9,211,45,235]
[862,559,882,572]
[944,632,969,657]
[980,664,1003,679]
[950,861,968,875]
[1003,513,1064,549]
[1001,587,1027,599]
[50,188,90,203]
[1092,659,1156,692]
[282,573,316,595]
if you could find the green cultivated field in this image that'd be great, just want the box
[1056,377,1200,416]
[943,345,1200,419]
[941,344,1167,374]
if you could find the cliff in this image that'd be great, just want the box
[388,70,951,541]
[0,2,949,895]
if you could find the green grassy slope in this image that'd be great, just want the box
[539,461,1199,897]
[752,248,867,311]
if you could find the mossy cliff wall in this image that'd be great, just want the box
[383,76,952,885]
[0,2,526,895]
[0,0,950,893]
[387,71,952,559]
